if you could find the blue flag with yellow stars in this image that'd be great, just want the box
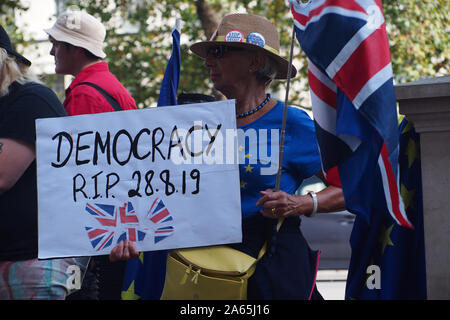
[121,23,181,300]
[345,118,427,299]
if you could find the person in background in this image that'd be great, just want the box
[44,10,137,300]
[45,9,137,116]
[0,25,88,300]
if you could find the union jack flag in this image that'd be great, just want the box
[290,0,413,228]
[85,201,146,251]
[147,197,174,244]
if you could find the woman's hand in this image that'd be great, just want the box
[256,189,312,219]
[109,240,140,262]
[256,173,346,219]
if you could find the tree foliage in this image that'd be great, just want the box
[3,0,449,108]
[383,1,449,83]
[70,0,309,107]
[0,0,30,45]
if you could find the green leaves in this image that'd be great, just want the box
[383,0,449,84]
[5,0,448,107]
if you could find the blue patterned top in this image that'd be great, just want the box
[237,100,322,219]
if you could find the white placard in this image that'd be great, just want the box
[36,100,242,259]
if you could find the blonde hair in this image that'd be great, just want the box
[0,48,41,97]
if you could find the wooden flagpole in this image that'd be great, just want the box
[274,23,297,191]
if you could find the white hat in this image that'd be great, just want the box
[45,10,106,59]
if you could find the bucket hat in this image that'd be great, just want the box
[44,10,106,59]
[0,25,31,66]
[190,13,296,79]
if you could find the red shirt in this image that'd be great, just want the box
[64,62,137,116]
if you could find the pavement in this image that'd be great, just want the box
[300,211,354,269]
[316,270,348,300]
[298,209,355,300]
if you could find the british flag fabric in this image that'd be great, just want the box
[289,0,412,228]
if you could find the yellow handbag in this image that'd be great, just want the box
[160,218,283,300]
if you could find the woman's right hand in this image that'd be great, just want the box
[109,240,140,262]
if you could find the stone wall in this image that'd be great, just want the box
[396,76,450,299]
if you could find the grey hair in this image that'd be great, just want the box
[255,55,278,87]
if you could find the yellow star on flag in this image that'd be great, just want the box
[240,180,247,189]
[244,164,254,173]
[378,223,394,255]
[121,280,140,300]
[238,145,244,152]
[405,138,419,168]
[401,183,415,211]
[401,119,413,134]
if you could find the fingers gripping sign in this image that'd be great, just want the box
[109,240,139,262]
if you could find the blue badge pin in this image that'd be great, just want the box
[246,32,266,47]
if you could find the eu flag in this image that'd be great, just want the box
[121,22,181,300]
[345,118,426,299]
[157,21,181,107]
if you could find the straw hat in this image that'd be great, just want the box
[0,25,31,66]
[190,13,296,79]
[44,10,106,59]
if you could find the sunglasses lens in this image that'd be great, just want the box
[207,46,225,58]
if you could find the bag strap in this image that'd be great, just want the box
[72,82,123,111]
[257,218,284,260]
[244,218,284,280]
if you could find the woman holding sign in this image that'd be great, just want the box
[190,13,345,300]
[0,25,88,299]
[111,13,346,300]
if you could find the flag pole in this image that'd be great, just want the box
[175,18,181,33]
[274,23,296,191]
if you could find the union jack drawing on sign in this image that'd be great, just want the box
[85,203,118,251]
[147,197,175,243]
[85,200,174,252]
[116,202,146,243]
[290,0,412,228]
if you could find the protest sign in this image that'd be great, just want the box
[36,100,242,259]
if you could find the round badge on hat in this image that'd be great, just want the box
[225,30,244,42]
[246,32,266,48]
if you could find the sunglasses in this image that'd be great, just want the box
[206,45,244,59]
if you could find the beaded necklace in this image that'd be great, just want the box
[236,93,271,119]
